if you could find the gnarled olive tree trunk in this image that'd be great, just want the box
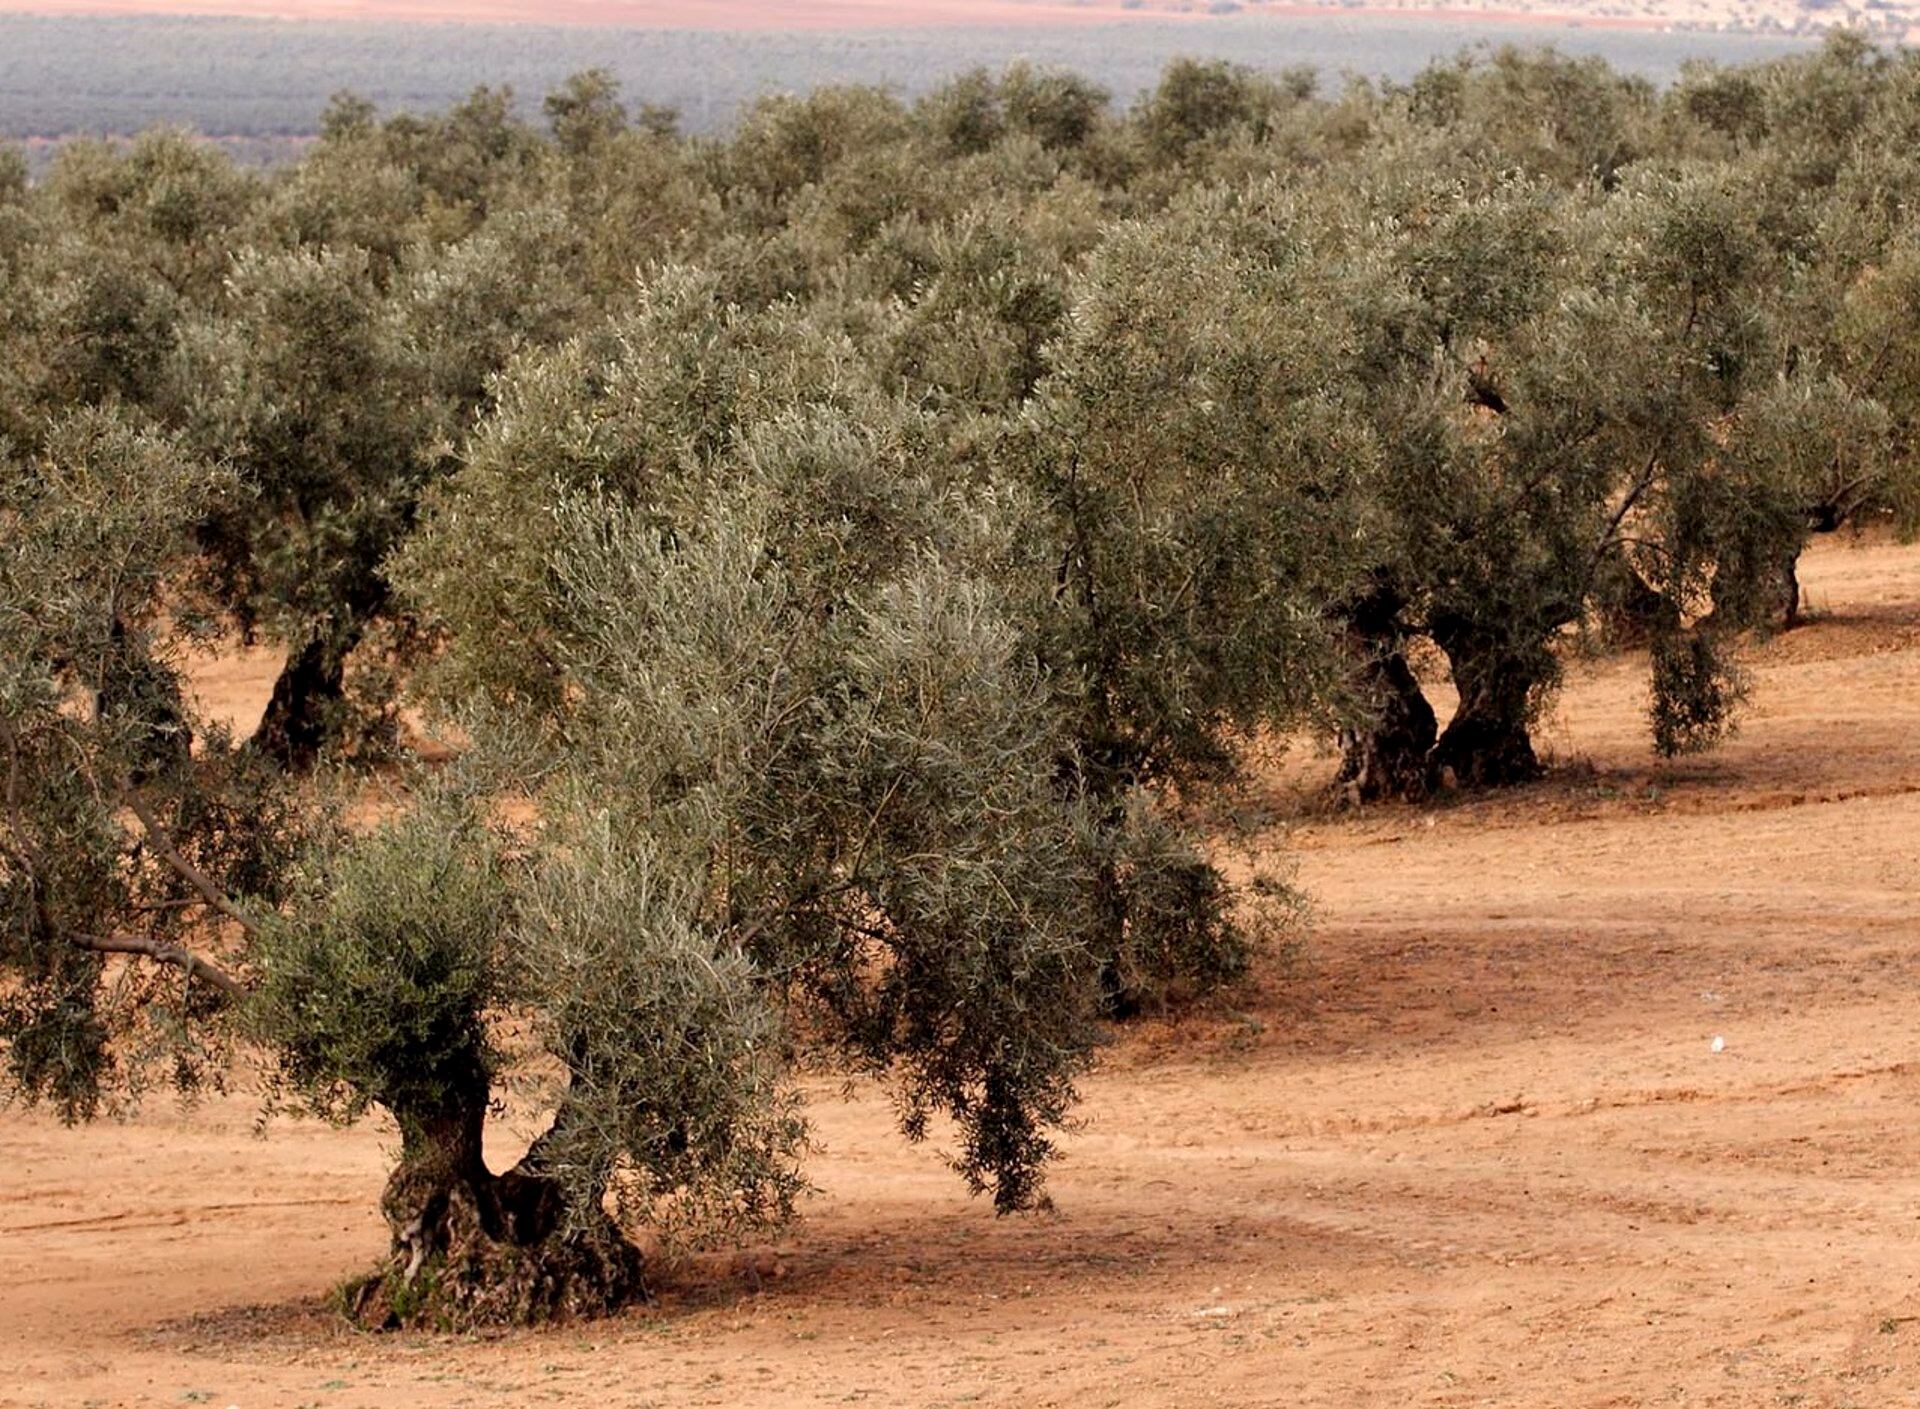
[1428,616,1548,789]
[1776,545,1804,630]
[344,1085,644,1330]
[252,634,352,771]
[1337,647,1438,802]
[1334,584,1437,803]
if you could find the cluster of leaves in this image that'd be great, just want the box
[0,415,309,1118]
[4,37,1920,1318]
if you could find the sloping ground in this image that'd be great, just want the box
[4,531,1920,1408]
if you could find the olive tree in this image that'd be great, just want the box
[913,62,1109,158]
[1,411,303,1117]
[1314,159,1816,792]
[1675,40,1920,620]
[175,243,431,766]
[1752,222,1920,623]
[2,291,1131,1332]
[999,201,1362,986]
[0,134,255,447]
[1396,46,1657,186]
[174,189,591,767]
[276,277,1123,1326]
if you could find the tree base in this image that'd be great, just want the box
[1336,649,1438,804]
[1426,627,1547,792]
[253,636,349,771]
[1778,551,1803,631]
[344,1178,646,1331]
[1429,716,1541,789]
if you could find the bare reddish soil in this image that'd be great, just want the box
[5,530,1920,1408]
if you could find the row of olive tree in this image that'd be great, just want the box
[10,41,1919,774]
[4,38,1918,1325]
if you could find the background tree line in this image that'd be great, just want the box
[3,35,1916,1327]
[0,11,1820,168]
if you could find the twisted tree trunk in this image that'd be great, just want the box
[252,635,351,770]
[1337,646,1438,802]
[1428,619,1546,789]
[1334,585,1437,803]
[344,1084,645,1330]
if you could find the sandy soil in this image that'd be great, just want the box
[5,530,1920,1409]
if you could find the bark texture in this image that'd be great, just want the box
[343,1092,644,1330]
[1428,619,1546,789]
[252,635,350,770]
[1335,586,1438,802]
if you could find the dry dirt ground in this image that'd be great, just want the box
[6,531,1920,1409]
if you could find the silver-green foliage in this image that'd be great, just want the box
[0,412,294,1117]
[376,282,1113,1223]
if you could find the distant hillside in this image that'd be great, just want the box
[0,11,1819,161]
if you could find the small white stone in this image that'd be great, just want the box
[1710,1035,1726,1053]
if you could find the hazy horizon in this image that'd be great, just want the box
[1,7,1823,156]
